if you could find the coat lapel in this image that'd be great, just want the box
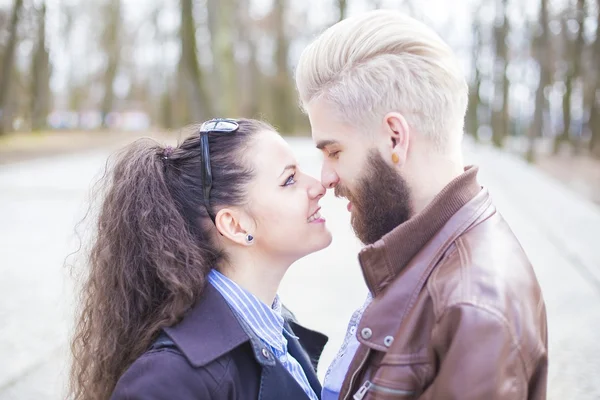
[286,321,328,397]
[256,320,328,400]
[258,358,312,400]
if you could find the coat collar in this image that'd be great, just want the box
[357,187,495,352]
[164,283,271,367]
[359,166,482,296]
[163,283,328,386]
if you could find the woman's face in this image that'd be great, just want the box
[245,130,332,262]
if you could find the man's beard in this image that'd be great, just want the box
[335,151,412,245]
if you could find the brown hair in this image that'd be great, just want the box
[69,119,273,400]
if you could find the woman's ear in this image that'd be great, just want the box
[214,207,255,246]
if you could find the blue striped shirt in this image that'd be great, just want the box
[208,270,318,400]
[322,293,372,400]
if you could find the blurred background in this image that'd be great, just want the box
[0,0,599,199]
[1,0,600,399]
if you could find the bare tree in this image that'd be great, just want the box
[99,0,122,128]
[467,14,483,141]
[338,0,348,21]
[527,0,552,163]
[588,0,600,156]
[0,0,24,135]
[180,0,212,122]
[271,0,294,133]
[208,0,238,116]
[491,0,510,148]
[30,1,51,131]
[237,0,261,119]
[554,0,586,154]
[371,0,383,9]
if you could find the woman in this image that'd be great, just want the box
[70,118,332,400]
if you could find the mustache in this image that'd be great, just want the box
[334,185,350,199]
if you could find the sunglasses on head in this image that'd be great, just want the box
[199,118,240,223]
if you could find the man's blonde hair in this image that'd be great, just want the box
[295,10,468,151]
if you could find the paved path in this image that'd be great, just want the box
[1,137,599,399]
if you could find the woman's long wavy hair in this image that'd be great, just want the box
[69,119,273,400]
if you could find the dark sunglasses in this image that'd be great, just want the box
[199,118,240,222]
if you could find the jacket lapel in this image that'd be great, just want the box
[286,321,328,398]
[258,358,312,400]
[256,320,328,400]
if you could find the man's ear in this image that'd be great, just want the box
[214,207,255,246]
[382,112,410,166]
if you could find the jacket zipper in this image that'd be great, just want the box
[353,380,416,399]
[342,348,371,400]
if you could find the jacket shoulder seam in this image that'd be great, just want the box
[428,243,459,319]
[137,346,235,395]
[439,301,530,379]
[452,236,544,373]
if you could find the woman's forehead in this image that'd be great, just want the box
[250,131,297,175]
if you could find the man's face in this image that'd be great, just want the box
[306,98,412,244]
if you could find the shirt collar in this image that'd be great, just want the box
[208,269,287,352]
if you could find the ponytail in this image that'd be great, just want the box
[70,139,215,400]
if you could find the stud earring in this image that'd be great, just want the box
[391,153,399,164]
[245,234,254,244]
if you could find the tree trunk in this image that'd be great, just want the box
[212,0,237,116]
[527,0,552,163]
[338,0,347,22]
[246,41,261,119]
[371,0,383,9]
[160,88,174,129]
[554,0,586,154]
[590,94,600,156]
[100,0,122,128]
[491,0,510,148]
[589,0,600,156]
[180,0,212,122]
[271,0,293,133]
[0,0,24,135]
[236,0,260,119]
[30,2,51,131]
[467,18,482,141]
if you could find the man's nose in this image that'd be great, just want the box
[321,164,339,189]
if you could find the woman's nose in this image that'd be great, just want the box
[307,176,326,200]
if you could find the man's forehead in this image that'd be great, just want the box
[311,125,345,145]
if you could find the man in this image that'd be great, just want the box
[295,10,548,400]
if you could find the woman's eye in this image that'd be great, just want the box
[284,174,296,186]
[328,151,340,159]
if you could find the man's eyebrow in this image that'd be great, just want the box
[316,140,339,150]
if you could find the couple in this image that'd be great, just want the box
[70,11,548,400]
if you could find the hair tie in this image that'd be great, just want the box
[162,146,174,160]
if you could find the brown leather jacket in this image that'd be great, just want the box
[340,167,548,400]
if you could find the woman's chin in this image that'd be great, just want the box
[303,230,333,256]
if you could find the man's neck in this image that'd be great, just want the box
[408,157,465,216]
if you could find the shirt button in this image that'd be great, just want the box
[261,348,270,359]
[349,326,357,335]
[361,327,373,340]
